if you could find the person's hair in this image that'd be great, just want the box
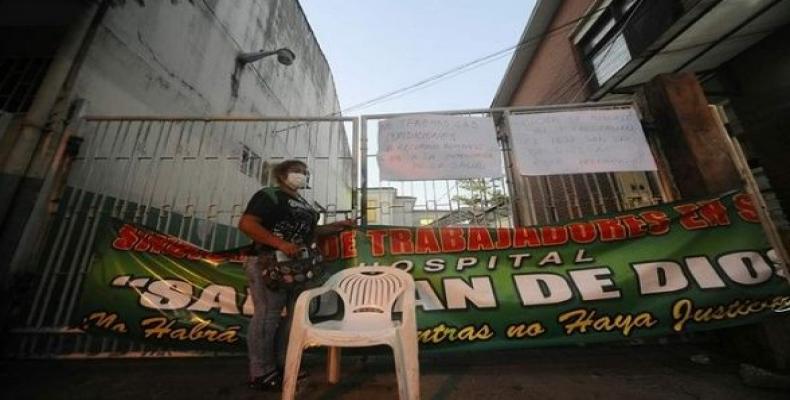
[273,159,308,185]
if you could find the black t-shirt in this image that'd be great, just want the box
[243,187,319,253]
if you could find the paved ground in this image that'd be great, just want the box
[1,343,788,399]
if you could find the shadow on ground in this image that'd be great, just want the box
[1,343,788,399]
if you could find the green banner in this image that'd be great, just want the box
[73,191,790,351]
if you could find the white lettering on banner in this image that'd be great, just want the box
[513,274,574,306]
[187,284,240,315]
[632,261,689,295]
[377,114,503,180]
[443,277,497,310]
[424,258,446,273]
[568,268,622,301]
[508,107,658,175]
[685,256,727,289]
[415,280,446,311]
[107,249,785,316]
[717,251,774,285]
[456,257,478,271]
[140,280,192,310]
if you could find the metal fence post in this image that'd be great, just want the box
[501,110,529,226]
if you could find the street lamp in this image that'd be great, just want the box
[237,48,296,66]
[231,47,296,96]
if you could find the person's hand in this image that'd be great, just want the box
[331,219,356,228]
[315,219,357,237]
[278,241,301,258]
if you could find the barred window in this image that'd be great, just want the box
[239,144,262,181]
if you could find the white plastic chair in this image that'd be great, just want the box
[281,266,420,400]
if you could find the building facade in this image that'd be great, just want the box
[0,0,352,255]
[0,0,353,348]
[493,0,790,229]
[366,187,419,226]
[493,0,790,368]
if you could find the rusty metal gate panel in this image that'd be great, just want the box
[12,116,357,358]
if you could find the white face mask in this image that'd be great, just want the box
[285,172,308,189]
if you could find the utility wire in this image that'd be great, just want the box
[273,2,630,133]
[273,2,770,148]
[340,0,771,113]
[353,28,779,116]
[339,3,612,113]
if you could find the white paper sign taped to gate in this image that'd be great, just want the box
[509,107,657,175]
[377,114,503,180]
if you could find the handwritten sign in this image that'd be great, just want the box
[377,115,503,181]
[509,108,657,175]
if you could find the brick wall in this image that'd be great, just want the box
[507,0,630,225]
[509,0,595,106]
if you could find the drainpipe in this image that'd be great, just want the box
[0,1,109,283]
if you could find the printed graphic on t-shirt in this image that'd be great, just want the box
[244,188,318,252]
[271,198,316,244]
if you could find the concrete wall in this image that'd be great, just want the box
[0,1,353,335]
[58,0,353,235]
[1,0,352,260]
[367,188,399,225]
[73,0,340,117]
[367,188,428,226]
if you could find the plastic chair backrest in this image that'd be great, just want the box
[329,266,410,322]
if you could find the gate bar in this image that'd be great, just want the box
[84,116,357,122]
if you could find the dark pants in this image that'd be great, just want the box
[245,254,299,379]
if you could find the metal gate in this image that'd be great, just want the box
[359,102,666,230]
[11,103,671,358]
[11,116,357,358]
[361,109,513,229]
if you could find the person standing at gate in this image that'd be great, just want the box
[239,159,353,391]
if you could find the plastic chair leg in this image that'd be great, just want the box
[402,338,420,400]
[281,333,305,400]
[391,341,410,400]
[402,324,421,400]
[327,346,341,384]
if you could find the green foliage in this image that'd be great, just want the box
[452,179,508,209]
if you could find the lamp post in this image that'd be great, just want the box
[232,47,296,97]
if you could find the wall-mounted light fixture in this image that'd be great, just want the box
[231,47,296,97]
[237,48,296,66]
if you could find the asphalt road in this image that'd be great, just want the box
[1,343,788,399]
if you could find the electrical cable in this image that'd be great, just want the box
[338,2,612,113]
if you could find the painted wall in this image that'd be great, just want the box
[367,188,428,226]
[60,0,353,239]
[73,0,340,117]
